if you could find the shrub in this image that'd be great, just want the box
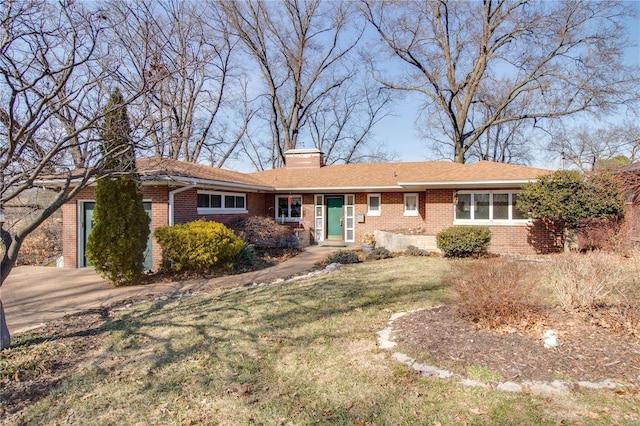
[446,259,541,329]
[235,242,259,268]
[436,226,491,258]
[366,247,392,260]
[154,220,243,272]
[86,88,150,286]
[324,250,360,265]
[17,215,61,266]
[405,245,429,257]
[544,251,624,312]
[517,170,625,230]
[226,216,293,248]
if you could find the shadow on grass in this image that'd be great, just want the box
[9,258,455,423]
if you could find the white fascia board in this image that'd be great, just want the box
[142,175,273,192]
[397,179,537,189]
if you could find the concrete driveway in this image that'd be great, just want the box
[1,245,337,335]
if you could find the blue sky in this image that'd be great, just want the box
[371,3,640,170]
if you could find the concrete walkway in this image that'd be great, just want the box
[2,245,338,335]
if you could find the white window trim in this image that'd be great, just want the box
[453,190,528,226]
[197,190,248,215]
[367,193,381,216]
[404,193,419,216]
[275,195,304,223]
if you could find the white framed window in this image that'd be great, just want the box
[367,193,381,216]
[404,193,419,216]
[197,191,247,214]
[276,195,303,222]
[454,191,527,224]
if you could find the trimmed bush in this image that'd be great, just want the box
[366,247,392,260]
[324,250,360,265]
[436,226,491,258]
[446,259,541,329]
[154,220,243,272]
[405,245,429,257]
[226,216,293,248]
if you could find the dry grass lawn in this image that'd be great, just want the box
[2,255,640,425]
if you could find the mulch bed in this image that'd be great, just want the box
[393,305,640,385]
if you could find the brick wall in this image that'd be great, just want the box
[347,189,561,254]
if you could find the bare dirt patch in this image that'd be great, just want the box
[393,305,640,385]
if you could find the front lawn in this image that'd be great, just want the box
[2,256,639,425]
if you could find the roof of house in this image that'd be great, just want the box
[39,157,552,192]
[615,162,640,174]
[250,160,552,192]
[136,157,270,190]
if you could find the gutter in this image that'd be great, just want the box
[168,183,196,226]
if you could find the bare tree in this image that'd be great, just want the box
[308,79,392,164]
[0,0,144,349]
[219,0,370,168]
[105,0,251,166]
[363,0,639,164]
[548,121,640,172]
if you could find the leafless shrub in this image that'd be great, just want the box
[16,217,62,266]
[226,216,293,248]
[600,301,640,338]
[446,259,541,330]
[545,251,624,312]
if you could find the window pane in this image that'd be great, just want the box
[474,194,490,219]
[369,196,380,212]
[197,194,210,208]
[236,196,245,209]
[278,198,289,218]
[291,196,302,218]
[456,194,471,220]
[211,194,222,208]
[405,194,418,212]
[223,195,234,208]
[493,194,509,219]
[511,193,526,220]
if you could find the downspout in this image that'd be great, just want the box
[168,183,196,226]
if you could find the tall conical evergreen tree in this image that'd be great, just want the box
[86,88,150,286]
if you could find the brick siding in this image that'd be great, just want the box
[63,185,563,270]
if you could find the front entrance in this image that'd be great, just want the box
[81,201,153,269]
[326,197,343,240]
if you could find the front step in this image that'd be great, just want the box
[319,241,350,248]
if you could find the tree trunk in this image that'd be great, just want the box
[0,299,9,349]
[454,145,466,164]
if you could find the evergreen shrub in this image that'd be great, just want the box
[154,220,243,272]
[324,250,360,265]
[436,226,491,258]
[365,247,392,260]
[405,245,429,257]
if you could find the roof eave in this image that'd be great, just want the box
[270,185,403,193]
[397,179,538,189]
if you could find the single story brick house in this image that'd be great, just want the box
[57,149,558,270]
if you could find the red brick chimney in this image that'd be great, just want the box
[284,149,324,168]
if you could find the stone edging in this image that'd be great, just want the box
[377,308,628,394]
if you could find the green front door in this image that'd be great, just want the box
[326,197,343,240]
[82,201,153,269]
